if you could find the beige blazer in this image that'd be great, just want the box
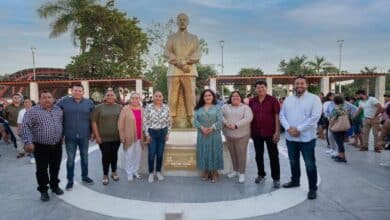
[118,105,143,150]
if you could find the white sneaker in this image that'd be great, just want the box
[127,175,133,182]
[238,174,245,183]
[156,172,164,181]
[227,171,238,179]
[30,157,36,164]
[148,174,154,183]
[331,151,339,157]
[325,149,333,154]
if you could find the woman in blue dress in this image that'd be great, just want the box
[194,89,224,183]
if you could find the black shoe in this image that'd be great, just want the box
[282,181,300,188]
[51,187,64,195]
[82,177,94,185]
[254,176,265,184]
[66,182,73,191]
[308,190,317,200]
[333,156,347,163]
[40,192,50,202]
[273,180,281,188]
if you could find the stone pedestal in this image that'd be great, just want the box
[117,130,233,176]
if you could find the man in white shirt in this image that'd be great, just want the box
[280,76,322,200]
[17,97,34,163]
[354,90,383,152]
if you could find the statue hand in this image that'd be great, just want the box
[183,65,191,73]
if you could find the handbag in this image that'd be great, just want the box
[330,114,351,132]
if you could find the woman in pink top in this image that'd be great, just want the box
[118,93,144,181]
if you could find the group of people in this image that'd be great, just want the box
[318,90,389,163]
[7,75,387,203]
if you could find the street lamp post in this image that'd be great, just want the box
[31,47,36,80]
[220,40,224,99]
[337,40,344,94]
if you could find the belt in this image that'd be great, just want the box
[34,142,61,147]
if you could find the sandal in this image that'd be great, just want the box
[202,171,210,181]
[133,173,142,179]
[211,171,218,183]
[110,173,120,181]
[102,176,109,185]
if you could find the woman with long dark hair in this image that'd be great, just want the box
[194,89,223,183]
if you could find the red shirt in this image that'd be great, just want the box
[249,94,280,137]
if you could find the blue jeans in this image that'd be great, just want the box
[286,139,318,191]
[148,128,167,173]
[65,137,89,183]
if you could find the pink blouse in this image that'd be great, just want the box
[131,109,142,140]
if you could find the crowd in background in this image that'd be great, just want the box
[0,76,389,203]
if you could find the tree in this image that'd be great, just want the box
[37,0,99,53]
[238,68,264,76]
[306,56,335,74]
[278,55,314,75]
[197,64,217,95]
[65,4,149,78]
[235,67,264,94]
[144,65,168,97]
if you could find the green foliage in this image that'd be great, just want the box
[197,64,217,94]
[238,68,264,76]
[144,65,168,97]
[235,67,264,94]
[278,55,337,75]
[306,56,335,74]
[37,0,99,52]
[65,4,149,78]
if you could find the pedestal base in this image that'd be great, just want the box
[117,130,233,176]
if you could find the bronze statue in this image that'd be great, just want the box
[164,13,201,128]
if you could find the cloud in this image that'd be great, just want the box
[286,0,390,28]
[186,0,283,11]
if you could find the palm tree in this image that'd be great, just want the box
[278,55,313,75]
[306,56,334,74]
[360,66,377,74]
[37,0,98,53]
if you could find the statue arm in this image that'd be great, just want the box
[186,36,201,65]
[164,36,177,64]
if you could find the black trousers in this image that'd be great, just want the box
[99,141,120,175]
[33,142,62,193]
[252,136,280,180]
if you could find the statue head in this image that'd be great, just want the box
[177,13,189,31]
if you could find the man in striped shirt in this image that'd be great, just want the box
[22,91,64,202]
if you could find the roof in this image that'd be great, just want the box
[204,73,387,85]
[0,77,153,87]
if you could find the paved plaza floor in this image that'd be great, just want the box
[0,134,389,220]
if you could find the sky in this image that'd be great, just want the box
[0,0,389,75]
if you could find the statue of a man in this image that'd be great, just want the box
[164,13,201,128]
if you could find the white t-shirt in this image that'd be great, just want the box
[359,97,380,118]
[17,108,27,125]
